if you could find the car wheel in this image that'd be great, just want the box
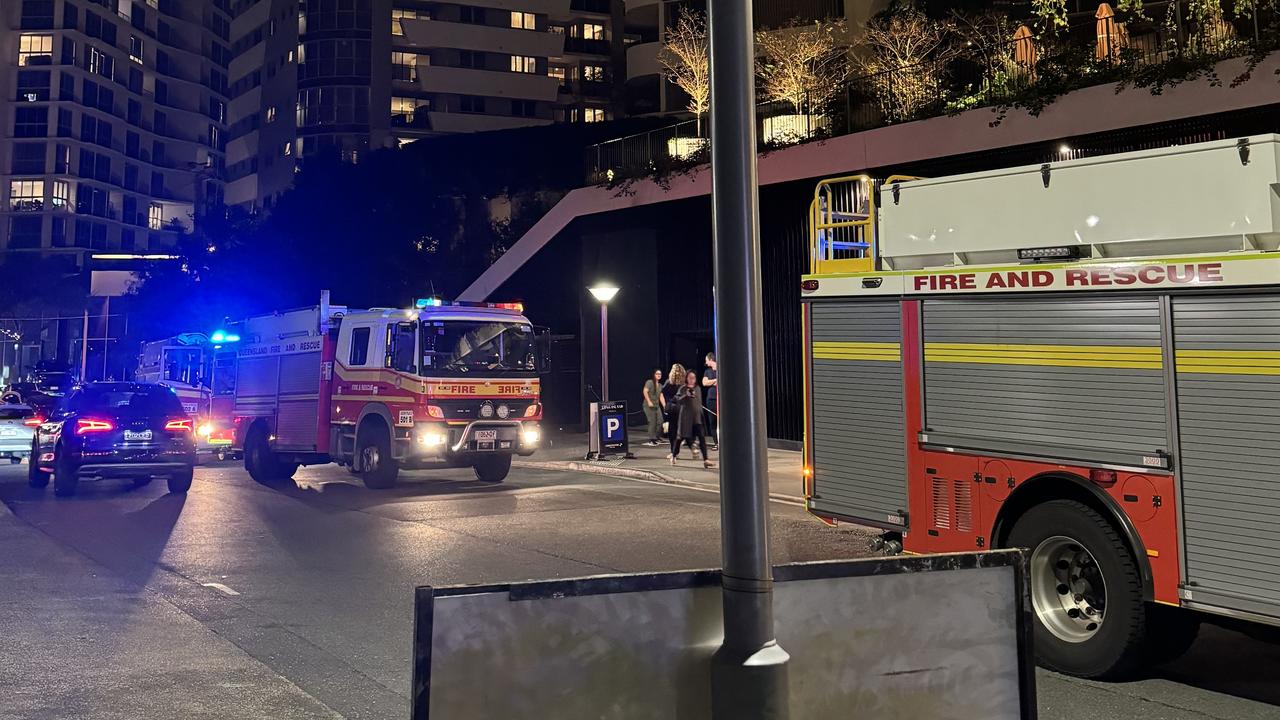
[52,448,79,497]
[27,441,50,489]
[167,467,194,494]
[1007,499,1146,679]
[9,457,20,465]
[356,423,398,489]
[473,454,512,483]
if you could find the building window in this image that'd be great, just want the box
[87,47,114,79]
[14,107,48,137]
[148,203,163,231]
[61,37,75,65]
[129,35,144,63]
[266,106,277,123]
[459,6,484,24]
[582,64,605,82]
[511,11,535,30]
[8,217,43,249]
[16,70,51,102]
[548,66,566,84]
[583,23,605,41]
[21,0,56,29]
[51,180,69,208]
[11,143,46,174]
[54,144,69,173]
[510,55,536,74]
[51,216,67,247]
[584,107,605,123]
[458,50,482,69]
[9,180,45,212]
[392,8,426,36]
[391,96,427,123]
[512,100,535,118]
[459,95,486,113]
[18,33,54,65]
[392,51,421,82]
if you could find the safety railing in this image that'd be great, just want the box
[808,175,919,276]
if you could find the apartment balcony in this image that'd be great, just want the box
[418,66,559,103]
[401,18,564,57]
[426,111,552,134]
[626,41,661,82]
[562,37,610,56]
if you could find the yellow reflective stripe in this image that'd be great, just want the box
[812,341,901,362]
[1176,349,1280,375]
[924,342,1163,369]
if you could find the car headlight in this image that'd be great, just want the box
[479,403,494,419]
[496,404,510,419]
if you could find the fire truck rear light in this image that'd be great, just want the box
[1089,468,1118,487]
[427,405,444,419]
[801,279,819,292]
[523,404,540,418]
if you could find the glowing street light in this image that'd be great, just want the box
[588,285,619,401]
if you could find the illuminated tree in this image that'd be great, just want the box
[1032,0,1069,36]
[756,19,853,116]
[856,10,956,121]
[658,10,710,135]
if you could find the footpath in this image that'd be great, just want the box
[515,429,806,505]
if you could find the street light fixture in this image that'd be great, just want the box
[588,285,619,401]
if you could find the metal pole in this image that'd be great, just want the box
[80,309,89,381]
[707,0,789,717]
[600,302,609,403]
[102,296,110,381]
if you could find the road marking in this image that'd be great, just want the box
[202,582,241,596]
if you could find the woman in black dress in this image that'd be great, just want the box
[662,363,685,458]
[672,370,711,468]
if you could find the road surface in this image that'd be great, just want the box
[0,460,1276,719]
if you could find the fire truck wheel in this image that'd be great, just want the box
[27,441,50,488]
[357,423,398,489]
[245,427,297,484]
[473,454,511,483]
[1007,499,1145,679]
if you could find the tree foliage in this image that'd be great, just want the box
[756,19,853,114]
[658,10,711,130]
[856,10,957,120]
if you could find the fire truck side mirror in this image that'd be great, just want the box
[534,326,552,374]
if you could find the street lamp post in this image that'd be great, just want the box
[588,285,619,402]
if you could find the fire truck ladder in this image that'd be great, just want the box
[809,175,919,275]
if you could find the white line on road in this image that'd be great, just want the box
[202,582,241,596]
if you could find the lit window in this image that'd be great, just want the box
[582,64,605,82]
[511,11,535,30]
[391,96,427,122]
[583,23,605,41]
[548,66,566,83]
[51,180,70,208]
[584,107,605,123]
[511,55,536,74]
[18,34,53,66]
[266,106,277,123]
[283,141,293,156]
[392,8,425,36]
[148,203,163,230]
[130,36,143,64]
[392,51,422,82]
[8,180,44,212]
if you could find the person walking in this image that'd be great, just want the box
[702,352,718,450]
[662,363,685,458]
[642,368,664,446]
[672,369,711,468]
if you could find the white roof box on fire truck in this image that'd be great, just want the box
[878,134,1280,270]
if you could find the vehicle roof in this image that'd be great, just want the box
[0,403,33,411]
[343,306,532,324]
[77,381,174,391]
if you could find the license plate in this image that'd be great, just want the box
[124,430,153,442]
[0,429,15,437]
[475,430,498,442]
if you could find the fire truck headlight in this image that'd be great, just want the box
[479,402,494,419]
[496,404,510,419]
[197,422,215,438]
[418,428,448,447]
[522,428,540,446]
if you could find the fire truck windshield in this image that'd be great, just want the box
[421,320,537,377]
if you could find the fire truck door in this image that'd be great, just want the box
[1172,295,1280,619]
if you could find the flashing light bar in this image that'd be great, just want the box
[209,331,241,343]
[414,299,524,313]
[1017,246,1088,261]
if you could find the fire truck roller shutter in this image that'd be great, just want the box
[809,300,907,527]
[275,351,323,448]
[1173,295,1280,618]
[922,297,1168,468]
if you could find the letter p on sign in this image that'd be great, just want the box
[606,417,621,439]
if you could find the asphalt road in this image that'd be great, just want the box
[0,460,1277,719]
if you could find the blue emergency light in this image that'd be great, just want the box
[210,331,241,343]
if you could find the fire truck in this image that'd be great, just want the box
[801,135,1280,679]
[136,334,237,456]
[228,293,542,488]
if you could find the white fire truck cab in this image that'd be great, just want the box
[801,135,1280,679]
[136,334,237,454]
[230,293,542,488]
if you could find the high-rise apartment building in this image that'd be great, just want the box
[225,0,624,211]
[0,0,231,256]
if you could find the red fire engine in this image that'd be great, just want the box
[228,292,542,487]
[136,334,237,456]
[801,135,1280,678]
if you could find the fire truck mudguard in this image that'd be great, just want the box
[800,135,1280,679]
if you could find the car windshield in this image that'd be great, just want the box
[72,386,185,417]
[421,321,537,376]
[0,405,33,420]
[35,373,73,392]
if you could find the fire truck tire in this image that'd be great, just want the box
[1007,499,1146,679]
[473,454,511,483]
[245,427,297,484]
[357,423,398,489]
[28,442,50,488]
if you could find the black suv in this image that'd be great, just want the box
[29,383,196,497]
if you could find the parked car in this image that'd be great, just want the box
[2,381,61,419]
[29,382,196,497]
[0,403,41,464]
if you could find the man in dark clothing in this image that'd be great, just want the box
[702,352,718,449]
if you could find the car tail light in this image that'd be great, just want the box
[523,403,541,418]
[165,418,193,432]
[76,418,114,434]
[23,416,43,427]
